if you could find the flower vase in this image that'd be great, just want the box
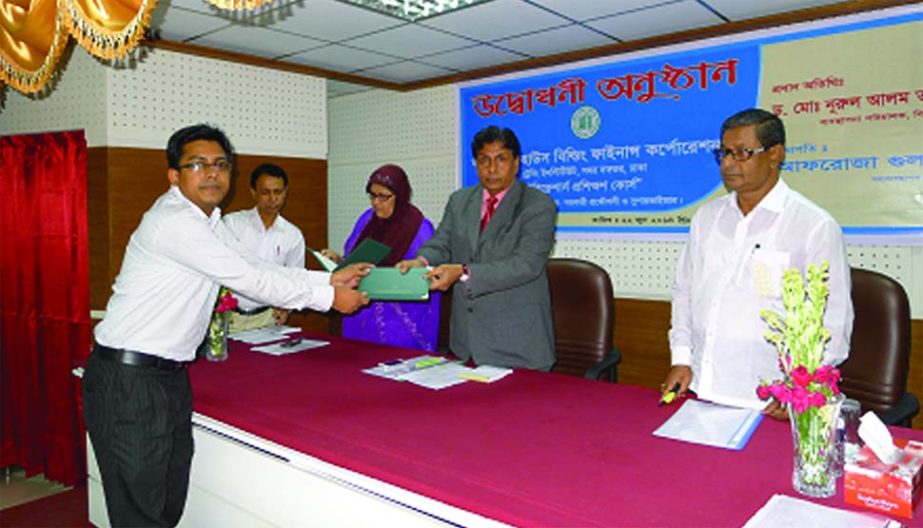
[788,394,843,498]
[206,311,230,362]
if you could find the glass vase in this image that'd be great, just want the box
[788,394,843,498]
[206,311,229,362]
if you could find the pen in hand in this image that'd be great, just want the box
[659,382,681,406]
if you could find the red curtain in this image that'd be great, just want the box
[0,130,90,486]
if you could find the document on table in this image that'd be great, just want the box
[743,494,899,528]
[653,399,763,450]
[363,356,512,389]
[458,365,513,383]
[228,325,300,344]
[400,362,471,390]
[251,338,329,356]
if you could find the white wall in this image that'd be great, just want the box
[1,48,327,158]
[327,86,923,316]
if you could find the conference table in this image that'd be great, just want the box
[86,331,923,527]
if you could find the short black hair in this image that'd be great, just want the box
[166,124,235,170]
[250,163,288,189]
[471,126,522,159]
[720,109,785,148]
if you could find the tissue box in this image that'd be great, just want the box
[844,439,923,519]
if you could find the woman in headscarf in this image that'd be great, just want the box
[322,164,440,351]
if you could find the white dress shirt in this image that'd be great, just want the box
[669,179,853,409]
[95,186,333,361]
[223,207,306,311]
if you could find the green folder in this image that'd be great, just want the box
[308,239,392,272]
[358,267,430,301]
[337,239,391,271]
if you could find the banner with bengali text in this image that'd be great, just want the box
[458,8,923,241]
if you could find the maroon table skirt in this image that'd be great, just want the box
[188,333,923,527]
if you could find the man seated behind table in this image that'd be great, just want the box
[224,163,305,332]
[661,108,853,418]
[398,125,557,371]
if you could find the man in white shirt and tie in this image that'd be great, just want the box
[85,124,369,527]
[224,163,305,331]
[661,108,853,418]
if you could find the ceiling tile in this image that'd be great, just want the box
[268,0,405,42]
[529,0,665,22]
[586,0,724,41]
[151,6,234,41]
[286,44,400,72]
[496,24,617,57]
[703,0,846,21]
[190,24,327,58]
[356,61,457,83]
[421,0,569,41]
[418,44,526,70]
[345,24,476,59]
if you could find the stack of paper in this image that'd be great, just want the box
[363,356,514,390]
[251,338,329,356]
[653,399,763,450]
[228,326,300,345]
[743,494,899,528]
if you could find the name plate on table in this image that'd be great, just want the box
[358,267,429,301]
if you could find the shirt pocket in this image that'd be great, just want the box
[750,248,790,298]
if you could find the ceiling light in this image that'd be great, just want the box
[339,0,492,21]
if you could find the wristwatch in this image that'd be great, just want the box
[459,264,470,283]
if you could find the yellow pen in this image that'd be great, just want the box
[659,382,681,406]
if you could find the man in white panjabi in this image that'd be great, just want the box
[661,108,853,418]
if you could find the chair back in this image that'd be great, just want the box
[547,258,615,380]
[839,268,912,415]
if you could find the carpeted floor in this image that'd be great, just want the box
[0,485,90,528]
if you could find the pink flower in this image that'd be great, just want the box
[808,391,827,408]
[756,384,771,400]
[791,366,812,388]
[215,292,238,313]
[791,386,811,414]
[814,365,832,384]
[769,382,792,403]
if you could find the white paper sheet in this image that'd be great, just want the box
[653,399,763,450]
[251,338,329,356]
[228,325,300,344]
[743,494,899,528]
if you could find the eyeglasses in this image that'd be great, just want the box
[712,147,768,164]
[179,160,232,173]
[368,192,394,202]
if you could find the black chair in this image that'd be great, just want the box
[839,268,919,427]
[547,258,621,382]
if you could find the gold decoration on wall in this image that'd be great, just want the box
[1,0,157,94]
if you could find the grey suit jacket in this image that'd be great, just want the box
[417,179,557,370]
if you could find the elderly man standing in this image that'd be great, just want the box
[399,125,557,370]
[661,108,853,416]
[84,124,369,527]
[224,163,305,331]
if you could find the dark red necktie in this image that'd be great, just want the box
[480,195,497,234]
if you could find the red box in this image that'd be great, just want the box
[844,439,923,519]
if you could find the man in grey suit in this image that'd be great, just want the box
[398,126,557,370]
